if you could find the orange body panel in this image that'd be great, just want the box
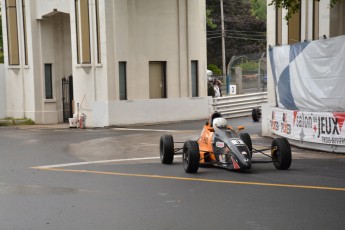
[197,125,216,163]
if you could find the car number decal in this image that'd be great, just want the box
[231,139,244,145]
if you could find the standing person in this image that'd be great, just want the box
[217,80,223,97]
[213,79,221,97]
[208,78,215,97]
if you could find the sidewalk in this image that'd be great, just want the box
[18,123,71,129]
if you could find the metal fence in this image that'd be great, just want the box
[212,92,268,119]
[210,52,267,96]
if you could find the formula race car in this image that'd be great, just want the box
[159,112,291,173]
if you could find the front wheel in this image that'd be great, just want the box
[271,138,292,170]
[160,135,174,164]
[183,141,200,173]
[239,133,252,157]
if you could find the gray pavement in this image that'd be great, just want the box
[16,118,343,163]
[0,116,344,230]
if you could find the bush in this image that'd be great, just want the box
[207,64,222,75]
[236,60,258,70]
[0,118,35,126]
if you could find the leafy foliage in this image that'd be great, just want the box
[250,0,267,20]
[207,64,222,75]
[206,9,217,29]
[236,60,259,70]
[0,118,35,126]
[267,0,341,20]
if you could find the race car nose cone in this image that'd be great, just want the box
[240,157,251,168]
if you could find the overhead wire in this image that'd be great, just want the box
[207,30,266,41]
[206,1,267,42]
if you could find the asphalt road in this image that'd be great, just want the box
[0,117,344,230]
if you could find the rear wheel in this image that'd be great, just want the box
[239,133,252,157]
[271,138,292,170]
[160,135,174,164]
[183,141,200,173]
[252,107,261,122]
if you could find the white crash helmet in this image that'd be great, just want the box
[213,117,227,128]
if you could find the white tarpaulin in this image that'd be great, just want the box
[269,35,345,112]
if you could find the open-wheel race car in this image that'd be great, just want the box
[159,112,292,173]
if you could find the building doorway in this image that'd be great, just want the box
[62,76,74,122]
[40,11,73,123]
[149,62,166,99]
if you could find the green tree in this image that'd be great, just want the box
[236,60,259,70]
[268,0,341,20]
[206,0,266,68]
[250,0,267,20]
[206,8,217,29]
[207,64,222,75]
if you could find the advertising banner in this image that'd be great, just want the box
[270,108,345,146]
[269,35,345,112]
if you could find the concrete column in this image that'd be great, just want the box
[266,3,277,104]
[0,65,5,118]
[235,66,242,94]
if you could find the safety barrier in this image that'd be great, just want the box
[212,92,267,118]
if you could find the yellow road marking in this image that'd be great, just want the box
[31,167,345,192]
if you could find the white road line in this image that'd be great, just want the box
[112,128,180,132]
[138,143,158,147]
[32,156,182,169]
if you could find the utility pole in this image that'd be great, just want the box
[220,0,226,76]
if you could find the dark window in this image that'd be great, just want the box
[95,0,101,63]
[191,61,198,97]
[75,0,91,63]
[45,64,53,99]
[313,1,319,40]
[276,7,282,46]
[22,0,28,65]
[80,0,91,63]
[75,0,80,63]
[288,4,301,44]
[5,0,20,65]
[119,62,127,100]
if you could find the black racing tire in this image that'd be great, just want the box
[252,107,261,122]
[239,132,252,157]
[160,135,174,164]
[183,141,200,173]
[271,138,292,170]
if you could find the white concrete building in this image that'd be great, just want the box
[2,0,210,127]
[264,0,345,152]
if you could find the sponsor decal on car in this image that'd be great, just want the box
[216,141,225,148]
